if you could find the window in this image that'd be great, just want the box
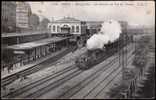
[49,25,51,30]
[76,26,79,32]
[53,25,56,32]
[57,26,60,32]
[72,26,75,32]
[49,25,51,28]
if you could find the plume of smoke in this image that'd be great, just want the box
[86,20,122,50]
[87,34,109,50]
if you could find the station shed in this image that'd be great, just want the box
[4,36,69,68]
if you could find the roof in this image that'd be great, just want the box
[2,30,49,38]
[54,17,81,22]
[7,37,68,50]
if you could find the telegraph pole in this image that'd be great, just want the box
[118,36,121,73]
[125,34,127,66]
[120,33,130,98]
[121,34,125,81]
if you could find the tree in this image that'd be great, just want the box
[39,18,50,30]
[29,13,40,30]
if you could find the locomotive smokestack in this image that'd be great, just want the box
[86,20,122,50]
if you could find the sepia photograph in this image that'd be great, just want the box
[1,1,155,99]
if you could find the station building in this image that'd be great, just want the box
[48,17,87,41]
[16,2,32,31]
[1,1,16,33]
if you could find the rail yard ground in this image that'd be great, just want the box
[1,32,155,99]
[107,33,155,99]
[2,43,135,99]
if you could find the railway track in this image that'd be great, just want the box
[38,48,133,99]
[2,65,76,98]
[3,47,118,98]
[1,47,75,87]
[37,44,134,99]
[60,51,134,99]
[4,50,117,98]
[2,47,87,98]
[27,56,119,99]
[3,43,134,99]
[95,71,123,99]
[85,56,134,99]
[60,58,120,98]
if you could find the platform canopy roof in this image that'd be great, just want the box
[2,30,49,38]
[7,37,68,50]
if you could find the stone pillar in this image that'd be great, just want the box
[36,47,38,59]
[35,47,37,60]
[28,50,30,63]
[47,45,49,54]
[43,46,45,56]
[38,47,41,58]
[53,43,56,52]
[20,56,23,66]
[17,37,19,44]
[66,39,68,47]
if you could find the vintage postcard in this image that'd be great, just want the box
[1,1,155,99]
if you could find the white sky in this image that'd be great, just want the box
[28,1,155,27]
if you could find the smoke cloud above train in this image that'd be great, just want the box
[87,20,122,50]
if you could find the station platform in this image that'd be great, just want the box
[1,47,68,79]
[2,36,69,79]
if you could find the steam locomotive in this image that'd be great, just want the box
[75,33,133,70]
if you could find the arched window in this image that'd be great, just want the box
[76,26,79,32]
[57,26,60,32]
[72,26,75,32]
[53,25,56,32]
[49,25,51,30]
